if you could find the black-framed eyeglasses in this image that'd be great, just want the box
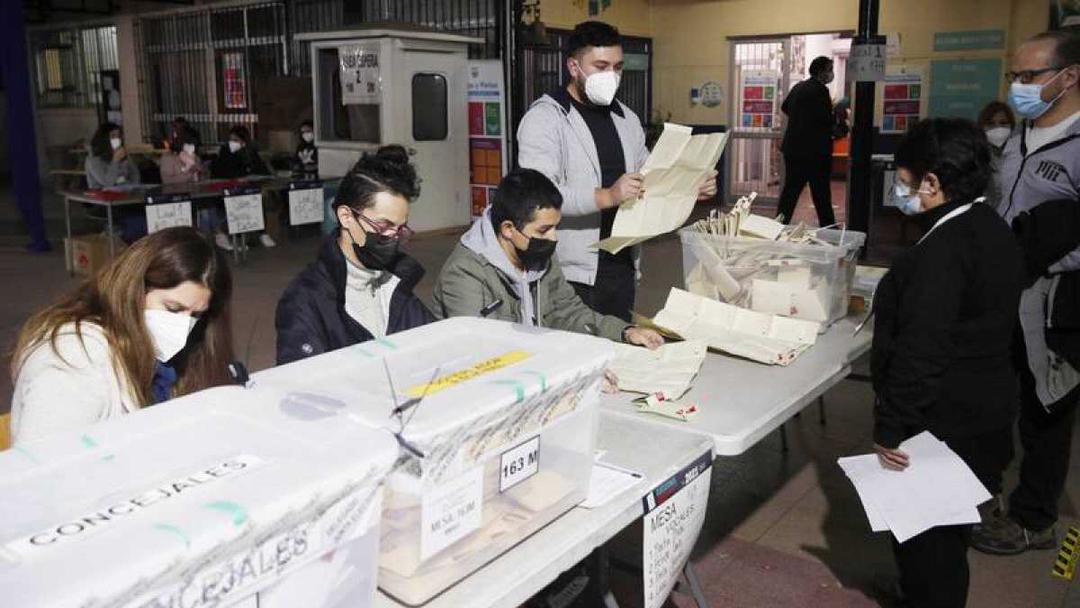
[1005,66,1064,84]
[353,210,414,242]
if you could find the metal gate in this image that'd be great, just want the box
[726,38,790,204]
[135,0,502,147]
[26,23,118,117]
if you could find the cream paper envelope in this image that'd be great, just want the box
[777,266,813,289]
[751,278,830,323]
[739,213,785,240]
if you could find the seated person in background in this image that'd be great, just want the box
[275,146,433,365]
[159,126,205,184]
[10,227,234,444]
[163,116,196,151]
[871,118,1023,608]
[209,124,276,249]
[293,120,318,180]
[433,168,663,350]
[84,122,140,189]
[976,100,1015,211]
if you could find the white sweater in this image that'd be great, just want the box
[10,323,138,444]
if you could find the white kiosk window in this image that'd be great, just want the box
[317,46,381,143]
[412,73,448,141]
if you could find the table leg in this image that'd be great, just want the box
[682,562,711,608]
[779,423,789,453]
[818,395,827,426]
[107,204,116,259]
[589,547,621,608]
[64,196,72,276]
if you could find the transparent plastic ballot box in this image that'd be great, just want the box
[253,317,614,606]
[679,227,866,327]
[0,384,397,608]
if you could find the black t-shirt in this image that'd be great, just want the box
[570,97,632,265]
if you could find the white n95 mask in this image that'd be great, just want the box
[182,143,196,155]
[110,137,122,150]
[984,127,1011,148]
[228,140,243,153]
[585,70,621,106]
[144,309,197,362]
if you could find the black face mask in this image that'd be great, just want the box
[515,229,557,271]
[348,215,400,270]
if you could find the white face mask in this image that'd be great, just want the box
[894,180,930,216]
[110,137,122,151]
[182,143,196,155]
[144,309,197,362]
[301,131,314,143]
[583,70,621,106]
[984,126,1011,148]
[228,140,243,153]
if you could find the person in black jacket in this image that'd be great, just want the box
[871,118,1024,608]
[208,124,277,250]
[275,146,434,365]
[777,56,836,227]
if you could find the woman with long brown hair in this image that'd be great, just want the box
[10,227,233,443]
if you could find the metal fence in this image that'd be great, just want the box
[27,24,118,113]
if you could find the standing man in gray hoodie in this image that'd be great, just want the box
[517,21,717,321]
[972,29,1080,556]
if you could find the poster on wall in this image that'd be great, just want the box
[880,71,923,134]
[222,52,247,110]
[468,60,508,219]
[739,70,779,129]
[339,45,382,105]
[928,59,1001,121]
[1050,1,1080,28]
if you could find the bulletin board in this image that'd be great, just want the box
[739,70,780,129]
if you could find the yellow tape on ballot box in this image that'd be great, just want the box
[1051,526,1080,581]
[404,350,532,398]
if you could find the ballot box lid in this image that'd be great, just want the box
[0,385,397,608]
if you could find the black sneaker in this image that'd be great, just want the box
[970,517,1057,555]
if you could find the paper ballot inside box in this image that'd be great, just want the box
[650,288,820,366]
[0,385,397,608]
[596,124,728,254]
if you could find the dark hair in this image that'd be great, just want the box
[228,125,251,143]
[489,169,563,231]
[809,56,834,77]
[1030,29,1080,67]
[976,101,1015,129]
[90,122,122,162]
[299,120,313,130]
[333,145,419,214]
[894,118,993,205]
[567,21,621,58]
[170,126,200,153]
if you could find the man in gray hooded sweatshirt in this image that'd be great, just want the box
[432,168,663,350]
[972,29,1080,556]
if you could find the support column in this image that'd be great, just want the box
[1,1,50,251]
[846,0,880,239]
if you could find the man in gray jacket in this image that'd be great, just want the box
[432,168,663,350]
[972,29,1080,556]
[517,21,716,322]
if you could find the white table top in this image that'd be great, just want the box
[601,317,873,456]
[375,412,713,608]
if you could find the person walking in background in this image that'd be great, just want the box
[777,56,837,227]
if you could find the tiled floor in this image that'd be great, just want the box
[1,215,1077,607]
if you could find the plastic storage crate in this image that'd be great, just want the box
[254,317,614,605]
[680,227,866,327]
[0,385,397,608]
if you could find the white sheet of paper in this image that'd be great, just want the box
[145,201,193,234]
[288,188,324,226]
[580,462,643,509]
[609,340,707,398]
[739,213,785,240]
[838,431,991,543]
[224,193,266,235]
[597,124,728,254]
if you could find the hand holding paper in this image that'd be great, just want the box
[596,123,728,254]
